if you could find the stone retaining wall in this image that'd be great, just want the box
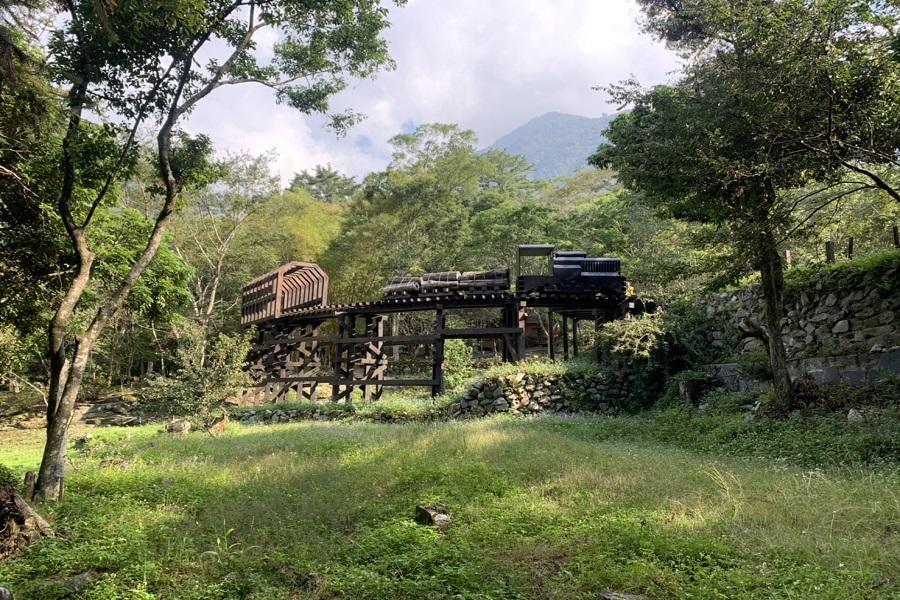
[702,258,900,359]
[704,348,900,392]
[448,372,625,418]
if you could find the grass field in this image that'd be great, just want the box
[1,416,898,599]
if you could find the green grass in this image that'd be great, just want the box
[1,416,898,599]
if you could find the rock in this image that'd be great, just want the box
[73,434,92,451]
[492,399,510,411]
[0,586,11,600]
[166,419,191,435]
[832,320,850,334]
[104,415,139,427]
[847,408,864,423]
[414,504,452,533]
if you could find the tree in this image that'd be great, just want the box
[32,0,403,500]
[593,0,899,411]
[290,164,359,203]
[634,0,900,202]
[170,151,279,345]
[319,124,539,302]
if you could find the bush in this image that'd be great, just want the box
[142,327,252,419]
[443,339,474,391]
[0,464,16,490]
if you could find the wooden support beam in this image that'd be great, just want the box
[516,300,527,362]
[572,318,579,357]
[548,309,555,360]
[332,315,347,402]
[432,306,445,397]
[562,315,569,361]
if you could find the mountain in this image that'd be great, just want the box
[486,112,613,180]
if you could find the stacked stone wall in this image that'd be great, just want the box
[702,258,900,360]
[448,372,628,418]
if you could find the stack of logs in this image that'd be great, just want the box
[383,269,510,297]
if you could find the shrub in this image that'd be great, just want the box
[0,464,16,490]
[142,327,252,419]
[443,339,474,391]
[597,312,667,360]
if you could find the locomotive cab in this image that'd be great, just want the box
[516,244,627,299]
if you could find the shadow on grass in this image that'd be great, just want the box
[1,419,897,599]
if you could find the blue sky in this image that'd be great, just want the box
[183,0,681,184]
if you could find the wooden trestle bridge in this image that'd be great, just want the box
[242,246,650,403]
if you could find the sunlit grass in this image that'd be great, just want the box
[0,418,897,598]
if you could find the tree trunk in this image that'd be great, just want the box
[35,88,186,501]
[756,228,794,412]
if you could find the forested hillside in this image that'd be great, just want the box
[486,112,614,180]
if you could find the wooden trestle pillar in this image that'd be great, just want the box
[572,319,579,357]
[360,315,387,401]
[431,306,445,397]
[548,309,555,360]
[562,315,569,360]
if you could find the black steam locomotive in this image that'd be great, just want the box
[382,244,627,300]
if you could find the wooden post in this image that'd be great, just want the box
[572,319,579,357]
[392,314,400,360]
[825,241,836,264]
[332,316,347,402]
[548,309,555,360]
[562,315,569,360]
[784,249,792,269]
[847,237,854,260]
[516,300,527,362]
[431,306,445,397]
[893,225,899,249]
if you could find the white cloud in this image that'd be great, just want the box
[183,0,680,185]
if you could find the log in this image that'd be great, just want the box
[421,271,461,282]
[383,280,421,295]
[458,278,509,289]
[460,268,509,281]
[421,280,460,291]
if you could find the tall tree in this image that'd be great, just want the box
[594,0,899,411]
[171,151,278,343]
[290,164,359,203]
[32,0,403,500]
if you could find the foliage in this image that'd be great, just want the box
[290,164,359,203]
[320,123,541,302]
[442,339,474,392]
[142,326,252,418]
[597,313,667,361]
[0,418,897,597]
[0,463,16,489]
[783,248,900,293]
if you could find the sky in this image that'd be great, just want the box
[183,0,682,185]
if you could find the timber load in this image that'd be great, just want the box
[382,268,511,297]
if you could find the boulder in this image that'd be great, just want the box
[415,504,452,533]
[166,419,191,435]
